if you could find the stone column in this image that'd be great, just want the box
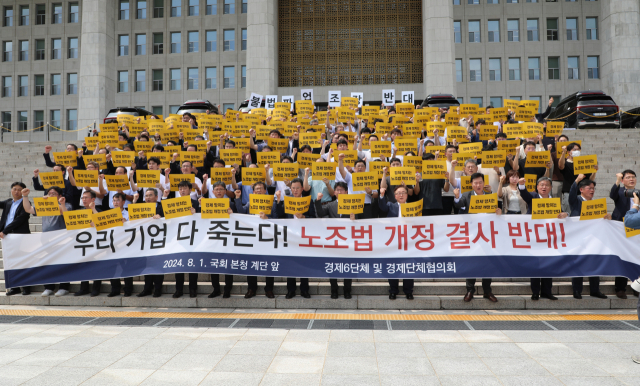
[77,0,116,139]
[422,0,456,95]
[601,0,640,111]
[246,0,277,97]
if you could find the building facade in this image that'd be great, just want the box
[0,0,638,142]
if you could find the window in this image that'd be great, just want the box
[18,76,27,97]
[20,5,29,26]
[2,76,11,97]
[135,70,145,91]
[242,0,247,13]
[34,111,44,129]
[171,0,181,17]
[547,18,558,41]
[527,19,539,41]
[153,33,163,54]
[508,58,520,81]
[36,4,45,25]
[118,71,128,92]
[50,110,60,129]
[488,20,499,42]
[35,74,44,95]
[223,66,234,88]
[489,58,501,81]
[455,59,462,82]
[548,57,560,79]
[241,29,247,50]
[470,97,483,108]
[154,0,164,17]
[136,34,146,55]
[19,40,28,61]
[3,41,12,62]
[188,0,198,15]
[51,74,61,95]
[1,112,11,131]
[120,0,130,20]
[69,2,79,23]
[586,17,597,40]
[487,0,498,3]
[137,0,147,19]
[18,111,28,131]
[170,68,180,90]
[152,69,163,90]
[489,97,503,108]
[171,32,181,53]
[588,56,599,79]
[529,96,542,113]
[468,0,479,4]
[241,65,246,87]
[152,106,163,116]
[469,59,481,82]
[52,3,62,24]
[568,56,579,79]
[3,6,12,27]
[67,109,77,131]
[223,29,235,51]
[188,31,198,52]
[119,35,129,56]
[205,67,216,89]
[51,38,61,59]
[206,0,217,15]
[469,21,480,43]
[68,37,78,59]
[507,19,519,42]
[566,18,578,40]
[510,96,521,101]
[454,21,461,43]
[205,30,217,52]
[453,0,460,4]
[528,57,540,80]
[224,0,235,14]
[170,105,179,114]
[506,0,517,3]
[188,67,198,89]
[35,39,44,60]
[527,0,538,3]
[68,73,77,94]
[222,103,234,112]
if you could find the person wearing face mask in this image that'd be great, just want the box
[558,142,590,214]
[610,169,639,298]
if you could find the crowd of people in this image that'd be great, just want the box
[1,97,637,303]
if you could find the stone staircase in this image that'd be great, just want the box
[0,131,638,309]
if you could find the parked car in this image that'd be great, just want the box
[419,94,460,109]
[103,107,153,124]
[620,106,640,128]
[546,91,620,129]
[175,100,219,116]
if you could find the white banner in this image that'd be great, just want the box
[265,95,277,109]
[301,89,314,103]
[328,90,341,107]
[351,92,364,107]
[247,93,264,110]
[382,89,396,106]
[401,91,415,105]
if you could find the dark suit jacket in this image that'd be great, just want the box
[155,202,165,217]
[568,181,584,217]
[278,197,316,219]
[518,186,551,215]
[314,200,360,219]
[610,184,630,221]
[236,196,280,219]
[454,190,489,215]
[0,198,31,235]
[378,196,401,217]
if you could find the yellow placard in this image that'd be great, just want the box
[200,198,231,219]
[297,153,319,169]
[389,167,416,185]
[531,198,562,219]
[147,152,171,169]
[312,162,337,180]
[85,136,99,150]
[353,172,379,191]
[33,197,61,217]
[337,150,358,165]
[242,168,266,185]
[219,149,243,165]
[445,114,460,126]
[452,152,475,171]
[136,170,160,188]
[370,141,392,158]
[556,140,582,151]
[446,126,469,142]
[63,209,93,230]
[273,163,299,182]
[522,122,544,138]
[169,174,195,192]
[39,171,65,189]
[460,104,479,115]
[479,126,498,141]
[257,151,280,166]
[458,142,482,157]
[375,123,393,135]
[497,139,520,157]
[300,132,322,148]
[469,193,499,213]
[162,196,194,219]
[83,154,108,170]
[128,124,148,137]
[249,194,275,215]
[272,107,290,119]
[481,151,506,167]
[128,203,157,221]
[525,174,538,192]
[105,175,131,191]
[255,125,272,141]
[520,99,540,112]
[545,121,565,136]
[336,108,355,122]
[503,123,523,139]
[99,132,120,148]
[525,151,550,168]
[504,99,520,110]
[341,97,359,109]
[460,175,489,193]
[117,114,134,125]
[53,152,77,167]
[134,141,154,153]
[403,124,422,138]
[515,107,536,121]
[74,170,99,186]
[491,107,508,122]
[100,123,119,132]
[338,194,365,215]
[111,151,136,167]
[92,208,124,231]
[148,121,167,133]
[284,196,311,215]
[395,138,417,154]
[400,201,423,217]
[423,146,446,160]
[404,156,423,174]
[180,151,205,168]
[173,122,191,132]
[580,197,608,221]
[624,217,640,238]
[268,138,289,153]
[421,161,447,179]
[573,155,597,175]
[163,145,182,155]
[158,129,180,143]
[395,103,415,116]
[362,106,379,116]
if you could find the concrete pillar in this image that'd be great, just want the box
[601,0,640,111]
[77,0,116,139]
[422,0,456,96]
[245,0,277,98]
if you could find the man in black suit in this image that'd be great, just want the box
[135,188,167,298]
[454,173,501,303]
[610,169,637,298]
[172,181,202,298]
[204,180,235,299]
[2,182,32,296]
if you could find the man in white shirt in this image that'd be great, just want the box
[166,161,202,200]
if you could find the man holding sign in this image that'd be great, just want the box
[32,167,76,208]
[132,189,166,298]
[172,181,202,299]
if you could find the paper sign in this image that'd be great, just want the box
[53,152,77,167]
[525,174,538,192]
[395,138,417,154]
[99,123,119,132]
[580,197,608,221]
[297,153,319,169]
[247,93,264,110]
[82,154,107,171]
[300,132,322,148]
[402,123,422,138]
[423,146,446,160]
[328,90,341,107]
[491,107,508,122]
[404,156,423,174]
[469,193,499,213]
[147,152,171,169]
[624,217,640,238]
[33,197,61,217]
[105,175,130,191]
[525,151,550,168]
[265,95,277,109]
[445,114,460,126]
[273,163,299,182]
[337,150,358,166]
[92,208,124,231]
[446,126,469,142]
[63,209,93,230]
[210,167,233,185]
[353,172,379,190]
[390,167,416,185]
[531,198,562,219]
[481,151,506,167]
[257,151,280,166]
[111,151,136,167]
[452,152,475,171]
[400,201,423,217]
[351,92,363,107]
[503,123,523,139]
[479,125,498,141]
[460,175,489,193]
[515,107,536,121]
[128,203,157,221]
[169,174,195,192]
[460,104,479,115]
[249,194,274,215]
[74,170,99,186]
[573,155,597,175]
[370,141,392,158]
[312,162,337,180]
[545,121,565,136]
[268,138,289,153]
[39,172,65,189]
[136,170,160,188]
[242,168,267,185]
[522,122,544,138]
[504,99,520,110]
[458,142,482,157]
[370,161,390,179]
[497,139,520,156]
[421,161,447,179]
[219,149,243,165]
[395,103,414,116]
[284,196,311,215]
[164,145,182,155]
[85,136,99,149]
[200,198,230,219]
[338,194,365,215]
[400,91,415,106]
[341,96,358,109]
[162,196,194,219]
[556,140,582,152]
[382,89,395,107]
[520,99,540,112]
[148,121,167,133]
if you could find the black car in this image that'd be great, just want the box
[419,94,460,109]
[546,91,620,129]
[175,100,219,116]
[620,106,640,128]
[103,107,153,124]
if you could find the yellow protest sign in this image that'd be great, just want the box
[249,194,275,215]
[522,122,544,138]
[497,139,520,156]
[481,150,506,167]
[504,99,520,110]
[63,209,93,230]
[134,141,154,153]
[147,152,171,169]
[284,196,311,215]
[99,123,119,132]
[257,151,281,166]
[148,121,167,133]
[469,193,499,213]
[162,196,194,219]
[390,167,416,185]
[105,175,131,191]
[273,163,299,181]
[452,152,475,171]
[624,217,640,238]
[503,123,523,139]
[352,172,379,190]
[74,170,99,186]
[341,97,358,109]
[394,103,414,116]
[179,151,204,168]
[158,129,180,143]
[254,125,272,141]
[531,198,562,219]
[446,126,468,142]
[546,121,565,136]
[33,197,61,217]
[117,114,134,125]
[164,145,181,155]
[460,175,489,193]
[423,146,446,160]
[375,123,393,135]
[402,123,422,138]
[525,151,550,168]
[53,152,77,167]
[300,132,322,148]
[128,203,157,221]
[445,113,460,126]
[169,174,195,191]
[268,138,289,153]
[336,107,355,122]
[219,149,243,165]
[128,124,147,137]
[479,125,498,141]
[395,138,417,154]
[459,142,482,157]
[338,194,365,215]
[370,141,392,158]
[297,153,318,169]
[460,104,479,115]
[111,151,136,167]
[312,162,337,180]
[370,161,390,179]
[520,99,540,112]
[421,161,447,179]
[525,174,538,192]
[580,197,608,221]
[92,208,124,231]
[200,198,231,219]
[556,140,582,151]
[210,167,233,185]
[85,136,99,150]
[99,131,120,148]
[400,201,423,217]
[242,168,266,185]
[491,107,508,122]
[39,171,65,189]
[136,170,160,188]
[337,150,358,165]
[515,107,536,121]
[573,155,597,175]
[362,106,379,116]
[404,156,423,174]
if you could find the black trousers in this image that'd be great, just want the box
[143,275,164,292]
[175,273,198,291]
[330,279,352,293]
[388,279,414,295]
[615,276,628,292]
[572,277,600,294]
[44,283,70,291]
[212,274,233,292]
[441,196,456,215]
[110,278,133,293]
[530,278,553,296]
[422,209,441,217]
[247,276,274,292]
[287,278,309,293]
[466,278,492,294]
[361,203,373,219]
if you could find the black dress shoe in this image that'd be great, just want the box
[137,290,152,298]
[107,291,120,297]
[483,293,498,302]
[6,288,21,296]
[590,291,608,299]
[244,289,255,299]
[331,292,338,299]
[90,290,100,297]
[265,290,275,298]
[208,290,221,298]
[152,290,162,298]
[540,293,558,300]
[573,291,582,299]
[301,291,311,299]
[123,291,132,297]
[406,294,414,300]
[389,293,397,300]
[74,289,90,297]
[285,291,295,299]
[464,291,473,302]
[633,290,639,297]
[616,290,628,299]
[531,294,539,300]
[21,288,31,296]
[173,290,183,298]
[189,290,197,298]
[223,290,231,298]
[344,291,352,299]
